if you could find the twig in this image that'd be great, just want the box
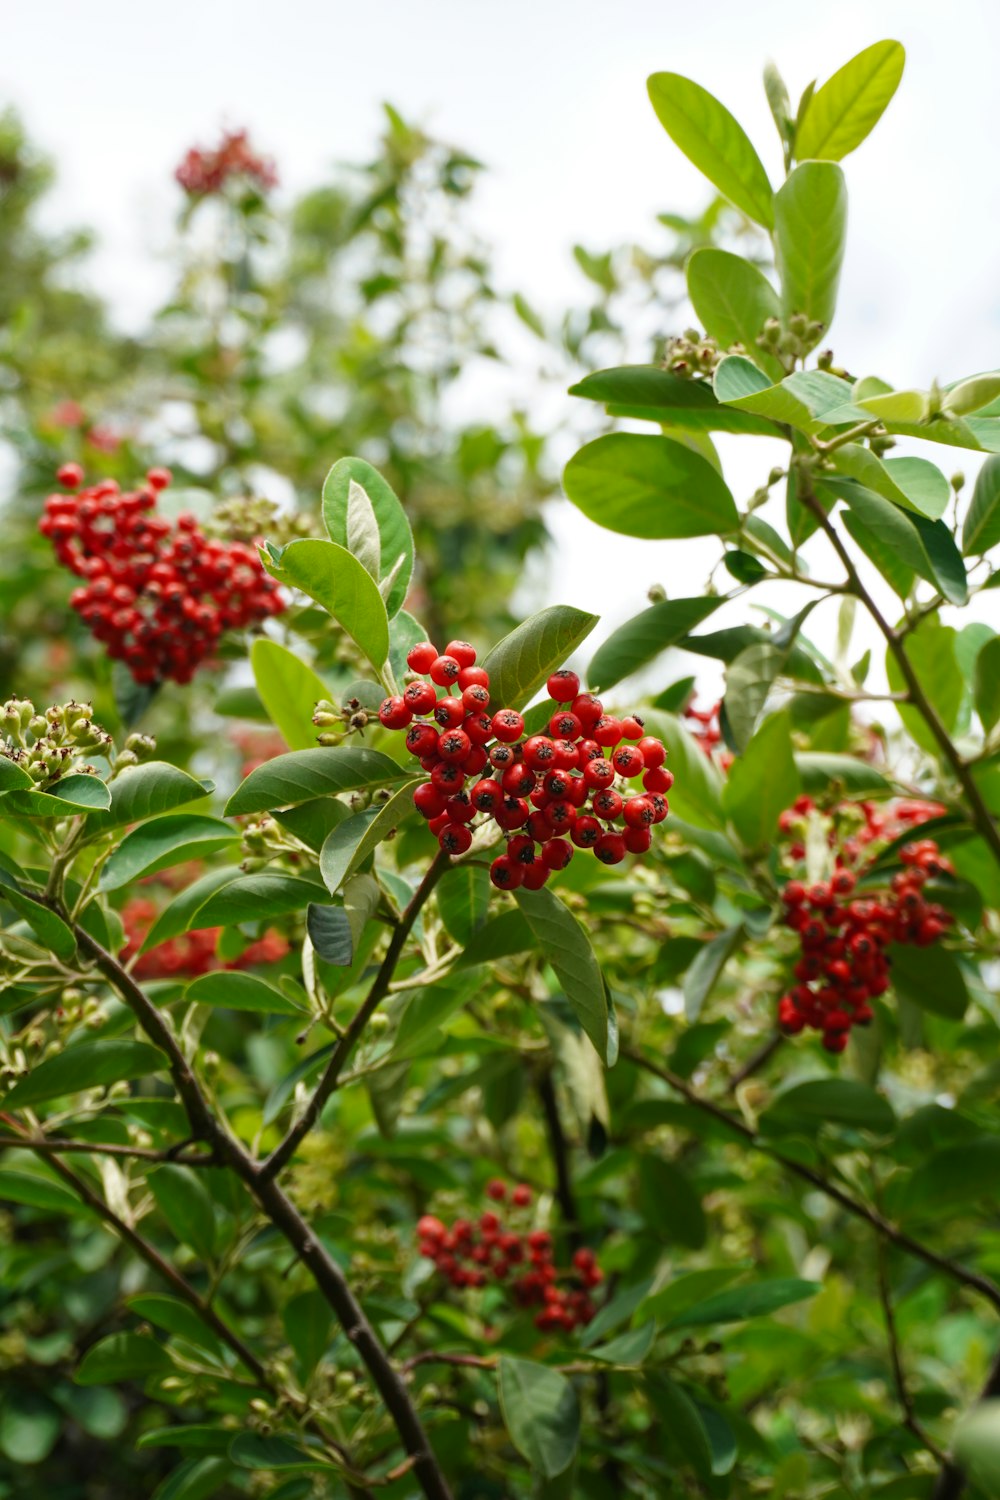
[262,850,450,1180]
[0,1131,216,1165]
[876,1236,948,1464]
[536,1070,582,1252]
[727,1031,785,1092]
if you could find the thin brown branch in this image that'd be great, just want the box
[727,1031,785,1092]
[262,850,450,1180]
[876,1236,948,1465]
[0,1131,216,1165]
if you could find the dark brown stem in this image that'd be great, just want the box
[536,1070,582,1252]
[624,1048,1000,1316]
[932,1347,1000,1500]
[52,910,454,1500]
[0,1131,216,1164]
[262,850,450,1180]
[876,1236,947,1465]
[800,480,1000,867]
[727,1031,785,1092]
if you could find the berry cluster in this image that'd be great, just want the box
[175,129,278,196]
[416,1181,604,1333]
[777,800,954,1052]
[1,697,155,789]
[379,641,672,888]
[121,895,289,980]
[40,467,284,685]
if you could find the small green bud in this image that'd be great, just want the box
[28,715,48,738]
[789,311,808,336]
[647,583,667,603]
[951,472,965,492]
[317,732,343,747]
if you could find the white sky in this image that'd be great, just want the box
[4,0,999,688]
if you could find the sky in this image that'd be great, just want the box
[3,0,999,687]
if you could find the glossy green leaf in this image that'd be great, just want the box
[944,373,1000,418]
[840,505,915,600]
[638,1155,706,1248]
[648,1377,713,1483]
[185,971,304,1015]
[250,639,330,751]
[454,909,535,969]
[0,1169,94,1216]
[646,73,773,227]
[686,249,782,376]
[99,814,237,891]
[321,456,414,618]
[148,1166,216,1259]
[795,41,905,161]
[763,1078,896,1133]
[563,433,738,540]
[831,444,949,520]
[568,363,780,433]
[888,942,969,1021]
[498,1356,581,1478]
[262,539,390,670]
[514,887,608,1061]
[713,356,860,433]
[794,753,891,796]
[963,454,1000,555]
[151,1457,232,1500]
[664,1277,821,1330]
[976,636,1000,732]
[587,1321,655,1366]
[885,617,963,755]
[953,1400,1000,1493]
[773,161,847,337]
[682,925,744,1022]
[139,867,242,953]
[136,1425,232,1453]
[128,1296,226,1358]
[0,879,76,959]
[88,763,211,831]
[2,772,111,818]
[306,903,353,965]
[75,1333,174,1385]
[587,597,725,693]
[3,1040,165,1108]
[482,605,599,711]
[318,785,418,893]
[831,482,967,604]
[0,758,34,793]
[283,1290,333,1380]
[722,710,799,848]
[644,1267,749,1325]
[193,872,325,927]
[437,863,491,945]
[226,746,409,816]
[230,1433,339,1472]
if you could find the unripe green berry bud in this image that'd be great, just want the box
[951,472,965,492]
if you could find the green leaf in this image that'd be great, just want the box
[953,1399,1000,1493]
[773,161,847,338]
[0,1169,94,1216]
[647,1377,713,1483]
[318,786,418,893]
[0,879,76,959]
[455,909,535,969]
[568,363,780,433]
[855,388,931,424]
[137,1426,234,1454]
[888,942,969,1021]
[0,757,35,794]
[3,1040,165,1108]
[638,1155,706,1248]
[587,1321,656,1366]
[185,971,304,1015]
[229,1433,339,1473]
[262,539,390,670]
[713,357,860,433]
[389,972,479,1058]
[139,867,241,954]
[148,1167,216,1259]
[646,73,773,227]
[762,1078,896,1134]
[885,617,963,755]
[193,872,325,927]
[151,1457,232,1500]
[976,636,1000,732]
[644,1267,749,1325]
[482,605,599,712]
[437,863,491,945]
[514,887,608,1061]
[944,373,1000,418]
[963,454,1000,555]
[686,249,782,376]
[283,1290,333,1380]
[76,1333,174,1385]
[794,753,891,797]
[664,1277,821,1330]
[498,1357,581,1479]
[322,456,415,618]
[564,432,739,541]
[128,1295,225,1357]
[0,1390,61,1464]
[250,639,330,751]
[831,444,949,520]
[682,925,744,1022]
[99,815,237,891]
[89,763,211,831]
[840,505,915,600]
[225,746,409,816]
[587,597,725,693]
[830,481,967,604]
[3,772,112,818]
[901,1140,1000,1217]
[722,711,800,849]
[795,41,905,161]
[306,904,353,965]
[640,710,725,830]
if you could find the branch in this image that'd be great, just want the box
[536,1070,582,1252]
[0,1130,216,1165]
[876,1235,948,1465]
[262,850,450,1180]
[799,481,1000,868]
[932,1346,1000,1500]
[51,908,454,1500]
[624,1048,1000,1316]
[727,1031,785,1092]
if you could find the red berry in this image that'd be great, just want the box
[521,860,549,889]
[572,694,604,730]
[593,716,623,747]
[549,711,582,739]
[624,826,652,853]
[594,832,626,865]
[620,716,645,740]
[405,723,439,758]
[145,466,172,490]
[642,766,674,794]
[458,665,490,691]
[445,640,477,668]
[407,642,438,673]
[623,794,655,829]
[494,796,530,830]
[439,823,473,855]
[591,788,623,820]
[583,757,615,790]
[413,782,446,819]
[56,462,84,489]
[638,736,666,768]
[612,745,645,778]
[522,735,557,770]
[571,816,602,848]
[547,670,580,702]
[502,763,536,797]
[462,682,491,712]
[445,791,476,824]
[491,709,524,743]
[430,654,462,687]
[508,834,536,864]
[434,697,467,728]
[485,1179,507,1201]
[541,837,574,871]
[490,854,523,889]
[430,761,465,793]
[379,695,412,730]
[470,778,502,814]
[511,1184,532,1207]
[403,680,437,715]
[438,729,472,763]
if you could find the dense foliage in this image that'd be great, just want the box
[3,39,1000,1500]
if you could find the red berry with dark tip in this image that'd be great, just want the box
[379,696,412,730]
[594,831,626,865]
[491,709,524,743]
[407,641,438,673]
[446,640,477,668]
[490,854,523,889]
[547,670,580,702]
[430,654,462,686]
